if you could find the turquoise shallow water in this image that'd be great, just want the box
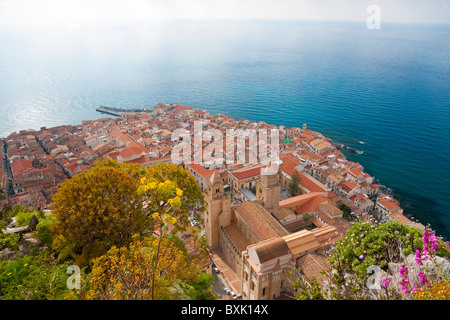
[0,20,449,240]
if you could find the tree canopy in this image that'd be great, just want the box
[288,172,301,197]
[50,162,149,267]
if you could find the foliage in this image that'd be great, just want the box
[50,161,149,267]
[93,160,205,232]
[141,162,206,231]
[15,209,44,227]
[288,172,301,197]
[1,160,211,301]
[291,271,326,300]
[85,234,210,300]
[328,221,424,277]
[36,213,57,248]
[137,170,208,299]
[339,204,353,221]
[0,232,20,251]
[292,222,450,300]
[413,280,450,300]
[179,272,216,300]
[0,248,74,300]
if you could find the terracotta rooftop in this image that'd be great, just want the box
[127,154,150,165]
[298,171,328,193]
[250,237,290,264]
[340,180,358,191]
[297,253,330,286]
[279,192,329,212]
[349,167,363,177]
[379,198,402,211]
[119,147,144,159]
[234,201,288,241]
[283,230,321,255]
[223,223,252,252]
[279,155,301,176]
[230,164,265,180]
[186,162,219,179]
[11,159,33,177]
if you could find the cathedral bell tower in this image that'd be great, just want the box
[205,171,231,251]
[256,161,281,217]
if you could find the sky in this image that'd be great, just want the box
[0,0,449,25]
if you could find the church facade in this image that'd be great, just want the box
[204,162,349,300]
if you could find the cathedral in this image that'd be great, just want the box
[203,162,349,300]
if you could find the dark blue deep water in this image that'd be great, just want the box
[0,20,449,240]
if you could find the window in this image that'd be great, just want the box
[262,288,266,296]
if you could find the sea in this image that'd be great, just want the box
[0,20,449,241]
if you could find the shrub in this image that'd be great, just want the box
[413,280,450,300]
[0,232,20,251]
[15,209,44,227]
[0,248,73,300]
[328,221,424,277]
[36,214,56,248]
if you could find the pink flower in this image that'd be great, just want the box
[381,276,392,288]
[415,250,423,266]
[422,229,438,256]
[399,264,411,294]
[418,271,431,286]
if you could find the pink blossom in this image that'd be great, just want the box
[399,264,411,294]
[415,250,423,266]
[381,276,392,288]
[418,271,431,286]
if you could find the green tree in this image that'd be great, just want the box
[288,172,301,197]
[50,162,149,267]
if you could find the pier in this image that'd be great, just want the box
[96,106,151,117]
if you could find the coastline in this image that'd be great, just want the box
[1,104,448,245]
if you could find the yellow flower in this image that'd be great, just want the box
[171,217,177,224]
[140,177,147,184]
[176,188,183,196]
[7,273,11,276]
[148,182,157,190]
[152,212,159,219]
[24,263,28,267]
[168,196,181,207]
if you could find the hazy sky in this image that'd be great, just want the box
[0,0,449,25]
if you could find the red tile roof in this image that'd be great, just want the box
[297,172,327,193]
[340,180,357,191]
[128,154,150,165]
[279,155,301,176]
[186,163,219,179]
[175,105,194,111]
[120,147,144,159]
[349,167,363,177]
[11,159,33,177]
[230,165,265,180]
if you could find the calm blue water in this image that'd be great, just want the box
[1,20,449,240]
